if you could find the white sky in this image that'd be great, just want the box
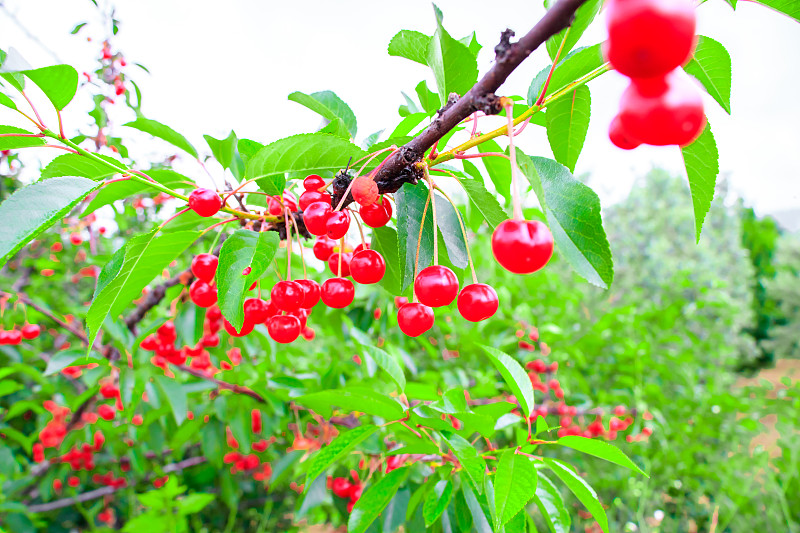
[2,0,799,216]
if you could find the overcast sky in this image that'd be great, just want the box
[2,0,799,217]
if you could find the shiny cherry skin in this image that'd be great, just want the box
[617,71,705,146]
[191,253,218,283]
[303,201,332,236]
[313,237,336,261]
[457,284,499,322]
[299,190,332,211]
[303,175,325,191]
[189,279,218,308]
[360,197,392,228]
[243,298,275,323]
[267,315,301,343]
[295,279,321,309]
[491,219,554,274]
[608,115,641,150]
[604,0,696,79]
[328,252,352,277]
[188,188,222,217]
[287,308,310,329]
[326,210,351,240]
[351,176,379,206]
[321,278,355,308]
[21,324,41,340]
[414,265,459,307]
[271,281,304,312]
[223,318,255,337]
[350,249,386,284]
[353,243,370,254]
[397,302,434,337]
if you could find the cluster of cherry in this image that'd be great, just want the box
[605,0,705,148]
[100,41,127,96]
[220,412,274,481]
[0,323,40,345]
[329,471,365,513]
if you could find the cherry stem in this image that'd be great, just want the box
[412,188,432,299]
[104,176,131,185]
[14,107,44,130]
[0,133,45,138]
[423,167,438,266]
[158,207,192,231]
[42,144,79,154]
[535,27,571,106]
[351,145,395,169]
[470,111,479,137]
[21,91,46,130]
[272,261,284,281]
[454,151,510,161]
[337,237,344,277]
[287,210,307,279]
[56,109,65,139]
[434,185,477,284]
[350,208,367,247]
[505,102,524,221]
[222,178,258,205]
[284,208,293,281]
[200,217,237,236]
[513,116,533,137]
[428,139,439,161]
[207,224,224,254]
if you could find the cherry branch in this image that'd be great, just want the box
[175,365,266,403]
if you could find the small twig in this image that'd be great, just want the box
[175,365,266,403]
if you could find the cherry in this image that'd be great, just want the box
[491,219,554,274]
[295,279,321,308]
[303,175,325,191]
[223,318,255,337]
[326,210,351,240]
[351,176,379,206]
[268,196,283,216]
[140,335,158,351]
[244,298,274,323]
[157,321,177,344]
[189,280,218,308]
[251,409,262,433]
[271,281,304,311]
[303,201,332,236]
[617,71,705,146]
[360,197,392,228]
[350,249,386,284]
[201,333,220,347]
[97,404,115,421]
[188,188,222,217]
[302,326,315,340]
[353,243,370,254]
[604,0,696,79]
[608,115,641,150]
[70,233,83,245]
[191,253,218,283]
[21,324,41,340]
[288,308,310,329]
[414,265,459,307]
[313,238,336,261]
[328,252,352,277]
[457,284,499,322]
[332,477,352,498]
[3,329,22,345]
[394,296,409,308]
[397,302,434,337]
[321,278,355,308]
[299,190,332,211]
[267,315,301,343]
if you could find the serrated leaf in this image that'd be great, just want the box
[478,139,512,205]
[370,226,403,295]
[362,129,384,149]
[545,85,591,172]
[517,152,614,288]
[216,229,280,330]
[442,432,486,494]
[288,90,357,138]
[545,0,603,61]
[124,117,198,158]
[348,467,410,533]
[0,176,99,265]
[535,472,571,533]
[18,65,79,110]
[433,192,468,269]
[305,426,378,489]
[753,0,800,21]
[460,161,508,228]
[83,169,194,215]
[318,117,350,139]
[86,230,199,346]
[40,153,121,180]
[423,480,453,527]
[478,344,535,418]
[296,387,406,420]
[395,182,434,292]
[388,30,431,65]
[543,458,608,533]
[681,122,718,242]
[556,435,647,476]
[494,451,538,529]
[528,44,603,105]
[0,125,45,150]
[237,139,264,166]
[427,22,478,107]
[358,344,406,392]
[683,36,732,114]
[154,374,187,425]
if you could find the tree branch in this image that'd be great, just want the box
[175,365,266,403]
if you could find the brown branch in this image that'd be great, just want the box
[175,365,266,403]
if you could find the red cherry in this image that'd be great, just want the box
[97,404,115,421]
[328,252,352,277]
[223,318,254,337]
[301,326,315,340]
[189,280,218,308]
[353,243,370,254]
[287,308,310,329]
[188,188,222,217]
[4,329,22,345]
[351,176,379,206]
[617,71,705,147]
[201,333,220,347]
[271,281,304,311]
[326,210,351,240]
[140,335,158,351]
[491,219,554,274]
[21,324,41,340]
[332,477,352,498]
[608,115,641,150]
[303,175,325,191]
[282,191,298,212]
[69,233,83,245]
[244,298,274,323]
[299,190,332,211]
[414,265,459,307]
[313,237,336,261]
[295,279,321,308]
[191,253,218,283]
[267,315,301,343]
[268,196,283,216]
[360,197,391,228]
[394,296,408,308]
[457,284,499,322]
[397,303,434,337]
[321,278,355,308]
[157,321,177,344]
[350,250,386,284]
[303,201,332,236]
[604,0,696,79]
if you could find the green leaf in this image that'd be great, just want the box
[319,117,350,139]
[237,139,264,166]
[83,169,193,215]
[459,32,482,57]
[296,387,406,420]
[426,22,478,107]
[555,435,647,476]
[460,482,493,533]
[176,493,215,515]
[683,36,732,114]
[20,65,79,110]
[681,122,719,242]
[44,351,105,376]
[305,426,378,488]
[545,0,603,60]
[124,117,198,158]
[0,125,45,150]
[545,85,591,172]
[391,113,428,138]
[348,467,410,533]
[528,44,603,105]
[442,432,486,494]
[433,192,468,269]
[415,81,440,115]
[388,30,431,65]
[478,345,535,418]
[535,472,571,533]
[86,230,199,346]
[753,0,800,21]
[395,182,434,292]
[518,153,614,289]
[370,226,403,295]
[288,91,357,138]
[478,139,512,205]
[423,480,453,527]
[494,450,538,530]
[40,153,121,180]
[154,374,187,425]
[0,176,99,265]
[358,344,406,392]
[543,458,608,533]
[204,130,240,171]
[460,162,508,228]
[0,92,17,110]
[216,229,280,330]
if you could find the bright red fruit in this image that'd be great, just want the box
[313,238,336,261]
[605,0,696,79]
[360,197,392,228]
[188,188,222,217]
[97,404,115,421]
[21,324,41,339]
[288,308,310,329]
[271,281,304,311]
[350,250,386,284]
[303,201,332,236]
[223,318,254,337]
[244,298,274,323]
[251,409,262,433]
[157,321,177,343]
[189,280,218,308]
[326,210,351,240]
[328,252,352,277]
[397,303,434,337]
[617,71,705,146]
[303,175,325,191]
[608,115,641,150]
[299,190,332,211]
[457,284,499,322]
[267,315,301,343]
[191,253,218,283]
[414,265,459,307]
[69,233,83,245]
[321,278,355,308]
[351,176,379,206]
[491,219,554,274]
[295,279,321,308]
